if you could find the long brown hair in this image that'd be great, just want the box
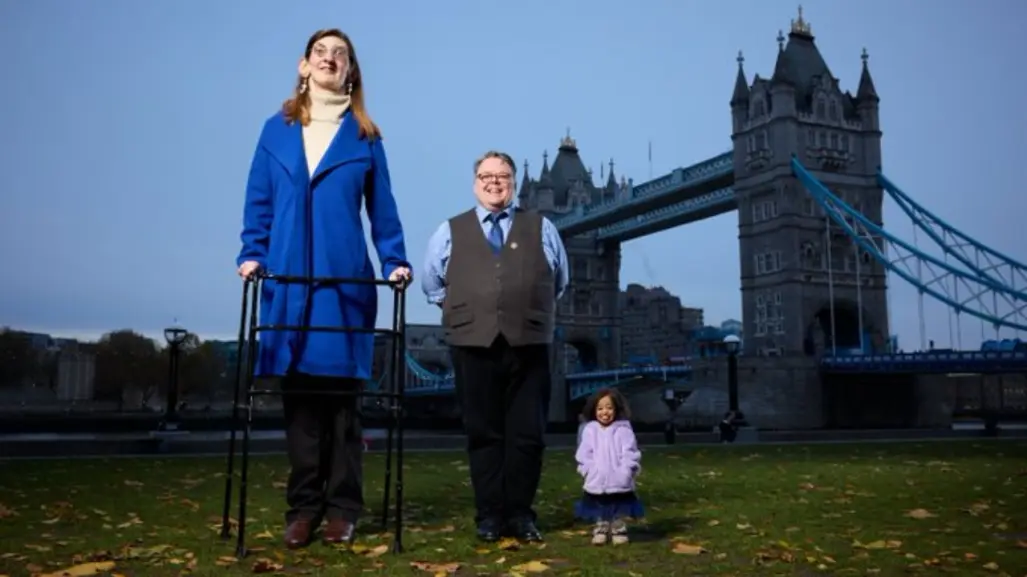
[282,28,381,140]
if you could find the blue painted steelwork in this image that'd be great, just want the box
[595,187,736,241]
[791,157,1027,333]
[565,365,693,400]
[566,364,692,380]
[552,152,733,236]
[981,338,1026,352]
[821,350,1027,374]
[879,172,1027,297]
[362,352,454,396]
[568,376,693,401]
[569,376,643,401]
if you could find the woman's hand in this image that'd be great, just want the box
[237,261,262,279]
[389,266,412,286]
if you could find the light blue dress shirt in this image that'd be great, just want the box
[421,204,570,306]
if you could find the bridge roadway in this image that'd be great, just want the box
[2,426,1025,459]
[552,151,734,239]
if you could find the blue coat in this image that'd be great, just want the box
[237,110,409,379]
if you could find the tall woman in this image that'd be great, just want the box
[236,28,411,549]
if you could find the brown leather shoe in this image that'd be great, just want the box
[283,520,314,549]
[322,519,355,545]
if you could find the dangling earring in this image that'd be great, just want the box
[300,76,309,94]
[345,81,353,95]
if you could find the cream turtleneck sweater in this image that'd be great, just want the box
[303,88,351,176]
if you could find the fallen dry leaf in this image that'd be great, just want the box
[38,561,116,577]
[510,559,549,573]
[410,560,461,574]
[905,508,936,519]
[672,542,708,556]
[853,539,902,550]
[251,557,284,573]
[497,537,520,551]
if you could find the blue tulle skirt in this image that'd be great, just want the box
[574,491,645,522]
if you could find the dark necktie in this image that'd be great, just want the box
[486,212,507,254]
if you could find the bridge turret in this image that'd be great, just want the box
[856,48,881,167]
[603,158,618,203]
[534,150,555,212]
[730,51,749,134]
[732,7,889,356]
[518,158,534,206]
[769,33,797,121]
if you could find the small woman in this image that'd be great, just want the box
[236,28,411,549]
[574,388,644,545]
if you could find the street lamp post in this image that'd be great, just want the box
[720,334,752,442]
[723,335,742,418]
[160,326,188,432]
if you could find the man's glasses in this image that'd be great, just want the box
[477,173,512,183]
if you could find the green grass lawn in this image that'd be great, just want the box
[1,441,1026,576]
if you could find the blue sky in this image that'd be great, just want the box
[0,0,1024,349]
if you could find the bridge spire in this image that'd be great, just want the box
[857,47,879,102]
[560,127,577,151]
[731,50,749,105]
[790,5,812,37]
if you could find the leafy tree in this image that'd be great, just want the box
[0,328,39,388]
[93,329,162,403]
[178,336,230,401]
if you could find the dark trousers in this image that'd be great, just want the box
[451,336,552,524]
[281,374,364,525]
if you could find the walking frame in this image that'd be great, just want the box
[219,272,409,557]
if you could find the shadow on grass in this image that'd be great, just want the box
[538,515,696,542]
[631,516,696,543]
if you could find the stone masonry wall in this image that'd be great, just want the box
[626,355,824,430]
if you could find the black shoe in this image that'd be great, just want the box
[508,517,543,542]
[476,518,503,543]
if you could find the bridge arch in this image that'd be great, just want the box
[561,335,600,373]
[804,299,881,355]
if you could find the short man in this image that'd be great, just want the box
[421,150,569,543]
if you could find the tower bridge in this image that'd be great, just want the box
[398,9,1027,427]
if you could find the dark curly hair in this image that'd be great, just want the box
[581,387,632,422]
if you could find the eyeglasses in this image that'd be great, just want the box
[476,173,512,183]
[312,45,348,61]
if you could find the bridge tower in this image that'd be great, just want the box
[730,9,888,356]
[519,134,628,418]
